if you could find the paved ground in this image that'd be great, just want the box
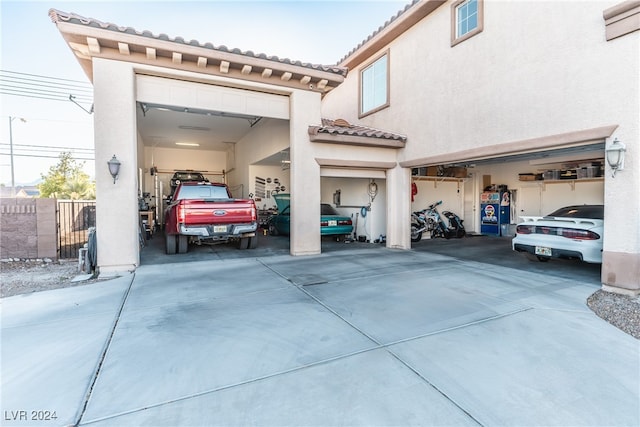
[2,236,638,426]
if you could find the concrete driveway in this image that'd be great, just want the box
[2,242,638,426]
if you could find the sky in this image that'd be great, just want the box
[0,0,409,186]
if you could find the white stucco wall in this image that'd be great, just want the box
[93,59,140,275]
[321,0,639,292]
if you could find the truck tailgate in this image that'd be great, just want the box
[180,199,255,225]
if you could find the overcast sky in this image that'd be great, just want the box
[0,0,408,185]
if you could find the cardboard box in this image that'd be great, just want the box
[519,173,536,181]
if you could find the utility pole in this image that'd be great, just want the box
[8,116,26,197]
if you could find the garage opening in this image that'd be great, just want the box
[409,141,605,267]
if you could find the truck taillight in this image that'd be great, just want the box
[178,206,186,224]
[251,207,256,222]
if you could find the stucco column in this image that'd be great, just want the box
[93,59,140,275]
[289,90,322,256]
[602,133,640,296]
[386,165,411,249]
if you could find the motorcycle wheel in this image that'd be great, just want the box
[411,224,422,242]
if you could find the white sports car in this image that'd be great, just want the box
[512,205,604,263]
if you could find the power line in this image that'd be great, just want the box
[0,69,93,104]
[0,153,94,161]
[0,143,94,152]
[1,70,92,88]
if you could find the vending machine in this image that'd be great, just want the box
[480,191,511,236]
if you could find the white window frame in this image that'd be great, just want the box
[359,51,389,117]
[451,0,484,47]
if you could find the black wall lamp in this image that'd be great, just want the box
[108,155,121,184]
[605,138,626,177]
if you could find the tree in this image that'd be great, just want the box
[38,152,95,199]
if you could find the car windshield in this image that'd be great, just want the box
[546,205,604,219]
[176,185,229,200]
[321,204,339,216]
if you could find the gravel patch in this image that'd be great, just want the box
[1,259,638,339]
[0,258,105,298]
[587,290,640,339]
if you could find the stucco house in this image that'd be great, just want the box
[50,0,639,296]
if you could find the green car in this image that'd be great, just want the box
[268,194,354,237]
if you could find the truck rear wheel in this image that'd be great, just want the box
[166,234,177,255]
[248,236,257,249]
[238,237,249,250]
[178,235,188,254]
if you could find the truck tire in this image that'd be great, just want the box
[248,236,257,249]
[178,235,188,254]
[166,234,177,255]
[238,237,249,250]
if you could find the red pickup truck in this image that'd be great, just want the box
[164,182,258,254]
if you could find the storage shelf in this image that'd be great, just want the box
[539,177,604,191]
[412,176,468,188]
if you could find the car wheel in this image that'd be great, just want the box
[536,256,550,262]
[165,234,177,255]
[248,236,258,249]
[238,237,250,250]
[269,223,279,236]
[178,235,188,254]
[411,224,422,242]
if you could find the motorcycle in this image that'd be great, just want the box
[411,200,466,242]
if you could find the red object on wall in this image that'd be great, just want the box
[411,182,418,202]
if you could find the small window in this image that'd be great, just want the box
[359,52,389,117]
[451,0,484,47]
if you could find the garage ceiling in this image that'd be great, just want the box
[136,102,260,152]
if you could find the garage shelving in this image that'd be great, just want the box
[412,176,468,189]
[537,177,604,191]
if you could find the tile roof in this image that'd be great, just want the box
[315,118,406,141]
[308,119,407,148]
[338,0,419,64]
[49,9,348,78]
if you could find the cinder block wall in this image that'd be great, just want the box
[0,198,57,260]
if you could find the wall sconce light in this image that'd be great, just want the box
[605,138,626,177]
[107,155,121,184]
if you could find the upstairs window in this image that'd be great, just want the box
[360,52,389,117]
[452,0,484,46]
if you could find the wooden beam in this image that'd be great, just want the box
[86,37,100,54]
[118,42,130,55]
[262,68,272,78]
[241,65,252,75]
[220,61,230,73]
[197,56,207,68]
[281,72,292,81]
[300,75,311,85]
[172,52,182,64]
[146,47,156,60]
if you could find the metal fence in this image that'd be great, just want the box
[57,200,96,259]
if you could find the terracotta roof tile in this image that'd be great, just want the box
[49,9,347,77]
[312,118,407,142]
[338,0,419,64]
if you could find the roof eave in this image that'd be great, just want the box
[309,128,406,149]
[50,10,346,93]
[339,0,447,70]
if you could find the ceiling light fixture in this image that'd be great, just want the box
[175,142,200,147]
[178,125,211,132]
